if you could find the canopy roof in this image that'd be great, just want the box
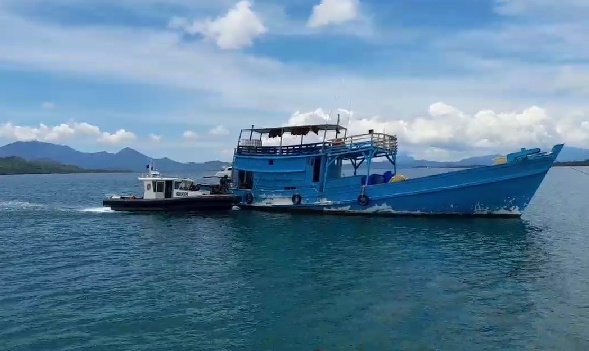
[243,124,346,138]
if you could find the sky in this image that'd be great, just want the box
[1,0,589,162]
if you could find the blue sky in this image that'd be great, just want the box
[1,0,588,162]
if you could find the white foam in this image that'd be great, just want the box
[80,207,114,213]
[0,200,46,210]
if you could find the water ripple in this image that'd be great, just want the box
[1,170,589,350]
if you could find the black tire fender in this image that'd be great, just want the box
[244,192,254,204]
[357,194,369,206]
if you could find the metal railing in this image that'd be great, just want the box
[235,133,398,156]
[236,142,328,156]
[327,133,398,154]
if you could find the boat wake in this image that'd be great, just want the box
[79,207,114,214]
[0,200,47,211]
[0,200,116,214]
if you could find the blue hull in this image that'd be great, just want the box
[234,144,563,217]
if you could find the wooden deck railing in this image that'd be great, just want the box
[327,133,398,154]
[235,133,398,156]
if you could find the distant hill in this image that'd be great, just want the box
[389,145,588,168]
[0,156,129,175]
[0,141,229,172]
[0,141,586,171]
[554,146,589,162]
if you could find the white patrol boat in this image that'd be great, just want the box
[103,161,238,212]
[213,165,233,178]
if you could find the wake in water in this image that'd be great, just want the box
[80,207,114,213]
[0,200,115,214]
[0,200,47,211]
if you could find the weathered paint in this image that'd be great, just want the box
[231,129,563,217]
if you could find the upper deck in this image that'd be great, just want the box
[235,123,398,160]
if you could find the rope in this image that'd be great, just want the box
[570,167,589,176]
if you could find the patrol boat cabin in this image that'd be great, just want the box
[103,161,238,212]
[230,119,563,217]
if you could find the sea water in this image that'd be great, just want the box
[1,167,589,350]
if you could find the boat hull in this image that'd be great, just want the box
[103,195,240,212]
[234,144,563,217]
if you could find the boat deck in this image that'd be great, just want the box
[235,133,398,159]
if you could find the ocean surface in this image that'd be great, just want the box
[1,167,589,351]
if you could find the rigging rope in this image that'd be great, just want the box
[570,167,589,176]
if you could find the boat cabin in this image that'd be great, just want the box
[230,118,399,201]
[139,164,208,199]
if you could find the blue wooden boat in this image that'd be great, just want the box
[229,122,564,217]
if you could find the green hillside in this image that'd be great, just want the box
[0,156,131,175]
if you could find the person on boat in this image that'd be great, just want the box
[219,175,230,194]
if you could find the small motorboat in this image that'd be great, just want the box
[103,161,239,212]
[213,165,233,178]
[203,164,233,182]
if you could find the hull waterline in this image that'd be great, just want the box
[103,195,240,212]
[234,144,563,218]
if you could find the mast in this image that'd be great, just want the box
[345,100,351,138]
[278,127,284,154]
[322,110,331,143]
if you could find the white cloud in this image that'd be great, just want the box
[148,133,162,142]
[308,0,359,28]
[41,102,56,110]
[97,129,137,144]
[2,0,589,161]
[182,130,198,140]
[3,3,588,123]
[74,122,101,136]
[170,0,266,49]
[209,125,230,135]
[260,103,589,160]
[0,120,143,146]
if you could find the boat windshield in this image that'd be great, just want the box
[177,179,198,191]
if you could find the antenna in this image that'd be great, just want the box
[348,100,352,128]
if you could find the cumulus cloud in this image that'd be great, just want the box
[209,125,230,135]
[308,0,359,28]
[0,122,101,142]
[170,0,266,49]
[98,129,137,144]
[182,130,199,140]
[258,102,589,160]
[0,121,140,145]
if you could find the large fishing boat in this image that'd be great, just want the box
[103,161,238,212]
[229,121,563,217]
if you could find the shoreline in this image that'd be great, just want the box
[0,171,133,176]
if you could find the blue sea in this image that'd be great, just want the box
[1,167,588,350]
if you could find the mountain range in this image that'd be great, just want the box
[0,141,587,172]
[0,141,228,172]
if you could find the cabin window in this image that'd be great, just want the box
[174,181,181,190]
[155,181,164,193]
[152,181,156,191]
[313,156,321,182]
